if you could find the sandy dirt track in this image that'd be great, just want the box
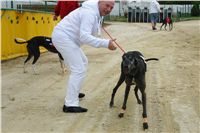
[2,20,200,133]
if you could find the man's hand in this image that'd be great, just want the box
[108,39,117,50]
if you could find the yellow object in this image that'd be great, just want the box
[1,10,59,60]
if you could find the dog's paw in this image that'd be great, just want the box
[143,122,148,130]
[118,109,125,118]
[143,117,148,130]
[118,113,124,118]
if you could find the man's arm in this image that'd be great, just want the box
[79,11,116,50]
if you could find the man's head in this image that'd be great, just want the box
[98,0,115,16]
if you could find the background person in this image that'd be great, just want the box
[149,0,161,30]
[53,1,79,21]
[52,0,116,113]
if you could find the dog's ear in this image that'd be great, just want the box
[122,55,125,60]
[122,54,127,60]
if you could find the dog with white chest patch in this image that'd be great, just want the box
[15,36,65,74]
[109,51,158,130]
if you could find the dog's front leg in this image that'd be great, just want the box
[119,85,131,118]
[137,76,148,129]
[110,73,125,108]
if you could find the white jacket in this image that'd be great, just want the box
[149,0,161,14]
[53,0,109,48]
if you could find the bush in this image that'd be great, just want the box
[191,4,200,16]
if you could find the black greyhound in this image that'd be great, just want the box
[109,51,158,130]
[160,17,173,31]
[15,36,65,74]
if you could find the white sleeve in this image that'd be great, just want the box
[79,11,109,48]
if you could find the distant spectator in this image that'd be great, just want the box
[53,1,79,21]
[149,0,161,30]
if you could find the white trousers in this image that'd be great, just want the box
[52,31,88,107]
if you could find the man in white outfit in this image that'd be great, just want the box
[149,0,161,30]
[52,0,116,113]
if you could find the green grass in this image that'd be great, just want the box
[174,16,200,22]
[104,15,200,23]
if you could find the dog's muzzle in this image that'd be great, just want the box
[122,54,140,76]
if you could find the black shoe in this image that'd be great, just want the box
[63,105,88,113]
[78,93,85,98]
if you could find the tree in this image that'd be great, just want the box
[191,3,200,16]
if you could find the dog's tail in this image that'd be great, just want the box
[145,58,159,62]
[14,38,28,44]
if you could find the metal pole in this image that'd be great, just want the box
[119,1,121,16]
[45,1,48,12]
[11,0,13,9]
